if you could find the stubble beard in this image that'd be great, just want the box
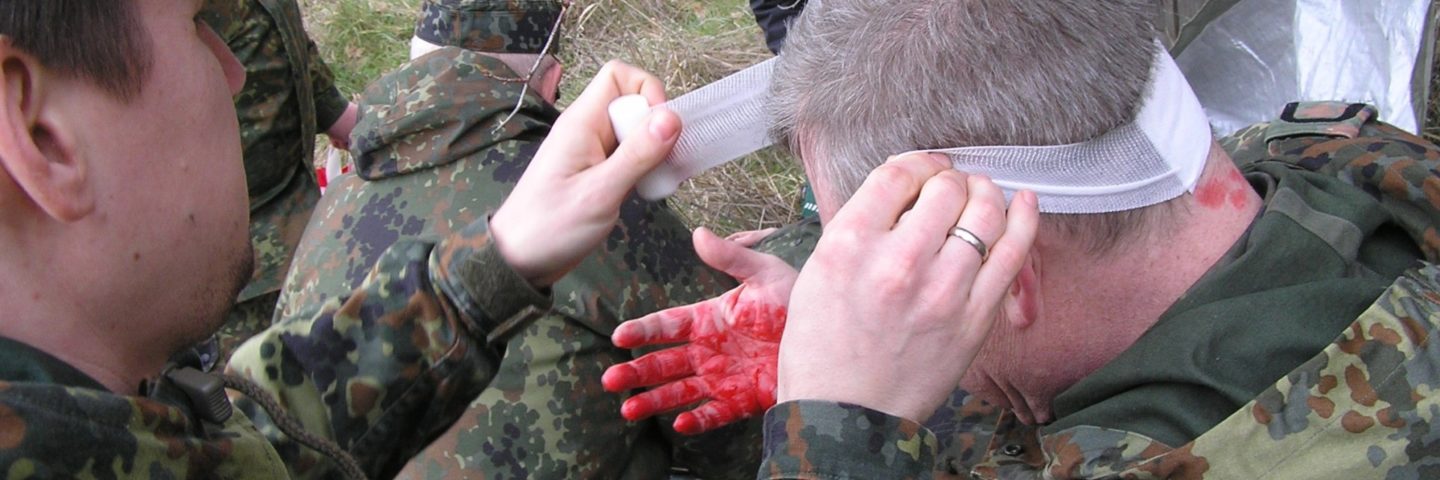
[171,240,255,357]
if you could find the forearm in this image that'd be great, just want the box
[227,219,550,479]
[307,37,350,130]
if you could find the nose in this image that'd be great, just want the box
[198,22,246,95]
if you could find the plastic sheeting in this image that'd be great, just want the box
[1167,0,1434,136]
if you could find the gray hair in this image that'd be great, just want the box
[769,0,1167,253]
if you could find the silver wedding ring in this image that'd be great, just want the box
[949,226,989,261]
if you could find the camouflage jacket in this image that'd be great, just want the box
[275,47,777,479]
[202,0,349,305]
[758,102,1440,479]
[0,210,549,478]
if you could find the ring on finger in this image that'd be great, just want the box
[949,226,989,261]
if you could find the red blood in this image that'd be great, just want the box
[674,412,702,435]
[1196,168,1251,210]
[1194,175,1227,208]
[1228,188,1249,209]
[610,293,788,434]
[620,398,647,421]
[602,365,635,393]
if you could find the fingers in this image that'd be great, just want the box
[894,170,969,255]
[694,228,791,282]
[612,308,696,349]
[972,190,1039,309]
[560,60,668,140]
[585,108,681,190]
[601,347,696,392]
[827,153,950,233]
[673,399,746,435]
[618,377,708,421]
[726,228,779,248]
[937,175,1007,267]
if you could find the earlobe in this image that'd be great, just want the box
[1002,251,1040,329]
[0,40,93,222]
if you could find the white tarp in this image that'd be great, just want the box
[1173,0,1432,135]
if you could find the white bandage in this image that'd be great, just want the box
[912,46,1212,213]
[607,45,1211,213]
[607,59,777,200]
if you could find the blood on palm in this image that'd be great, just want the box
[611,290,787,434]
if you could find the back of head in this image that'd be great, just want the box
[771,0,1163,252]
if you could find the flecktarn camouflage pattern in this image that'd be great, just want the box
[275,45,816,478]
[0,180,554,479]
[200,0,351,368]
[414,0,565,54]
[758,102,1440,479]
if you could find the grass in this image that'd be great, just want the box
[296,0,1440,234]
[297,0,806,236]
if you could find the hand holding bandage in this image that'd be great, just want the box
[604,228,798,435]
[490,61,679,287]
[780,153,1040,423]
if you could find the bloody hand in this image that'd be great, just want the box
[603,228,797,435]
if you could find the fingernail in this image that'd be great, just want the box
[649,110,679,141]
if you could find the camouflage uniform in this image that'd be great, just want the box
[758,102,1440,479]
[276,5,793,474]
[0,186,555,478]
[201,0,352,366]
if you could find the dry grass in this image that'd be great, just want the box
[297,0,806,236]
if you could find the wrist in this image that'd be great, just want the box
[487,212,548,287]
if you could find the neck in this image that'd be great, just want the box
[1020,148,1263,422]
[0,232,168,395]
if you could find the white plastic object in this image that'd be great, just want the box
[607,59,779,200]
[1172,0,1433,135]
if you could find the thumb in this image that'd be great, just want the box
[590,108,681,189]
[694,227,788,282]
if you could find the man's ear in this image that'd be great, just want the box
[1000,250,1041,329]
[0,38,92,222]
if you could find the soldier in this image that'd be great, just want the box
[275,1,789,478]
[199,0,360,367]
[0,0,700,477]
[604,0,1440,478]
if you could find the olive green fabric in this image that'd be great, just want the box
[1046,162,1424,448]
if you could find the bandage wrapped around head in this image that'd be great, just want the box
[908,44,1212,214]
[410,0,565,59]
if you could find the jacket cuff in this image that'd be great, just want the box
[315,85,351,132]
[430,218,551,345]
[760,400,939,479]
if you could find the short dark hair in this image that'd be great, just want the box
[0,0,153,100]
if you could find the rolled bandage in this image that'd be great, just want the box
[909,44,1212,214]
[608,59,778,200]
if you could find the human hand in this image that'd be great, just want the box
[490,61,680,286]
[725,228,778,248]
[778,153,1040,423]
[325,102,359,151]
[602,227,797,435]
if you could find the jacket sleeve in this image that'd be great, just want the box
[225,217,550,479]
[758,400,939,480]
[307,36,351,131]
